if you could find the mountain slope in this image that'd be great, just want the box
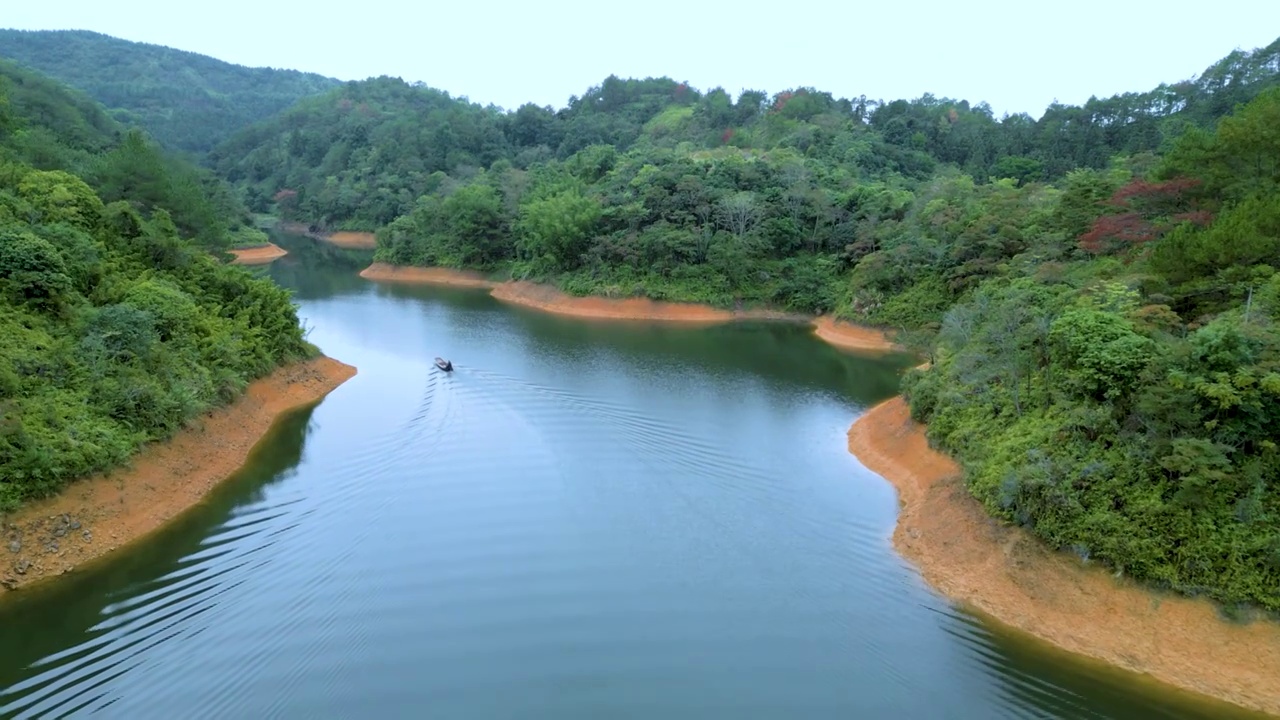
[0,71,315,512]
[1,57,262,250]
[209,39,1280,233]
[0,29,342,155]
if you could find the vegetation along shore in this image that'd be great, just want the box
[359,262,901,351]
[2,357,356,592]
[0,57,354,591]
[3,26,1279,713]
[849,398,1280,717]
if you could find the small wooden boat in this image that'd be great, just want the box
[434,357,453,372]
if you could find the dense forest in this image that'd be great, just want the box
[0,62,315,512]
[209,37,1280,612]
[0,58,272,250]
[4,28,1280,614]
[0,29,341,155]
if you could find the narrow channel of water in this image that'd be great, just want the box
[0,235,1265,719]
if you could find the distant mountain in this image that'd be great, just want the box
[207,37,1280,232]
[208,75,520,229]
[1,57,267,249]
[0,29,342,155]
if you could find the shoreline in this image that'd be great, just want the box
[359,262,902,352]
[848,396,1280,717]
[1,355,357,594]
[278,222,377,249]
[229,242,288,265]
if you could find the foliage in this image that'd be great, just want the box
[14,30,1280,612]
[0,59,262,251]
[0,83,313,513]
[0,29,341,155]
[898,88,1280,610]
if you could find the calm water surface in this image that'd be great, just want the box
[0,236,1266,719]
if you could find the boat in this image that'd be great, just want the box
[434,357,453,372]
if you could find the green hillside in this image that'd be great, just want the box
[0,63,315,512]
[0,29,341,155]
[365,41,1280,612]
[1,57,268,250]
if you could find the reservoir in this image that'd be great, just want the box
[0,235,1263,719]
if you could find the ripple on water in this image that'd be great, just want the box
[0,483,325,719]
[1,313,1245,720]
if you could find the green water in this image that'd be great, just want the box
[0,235,1268,719]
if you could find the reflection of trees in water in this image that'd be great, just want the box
[511,313,914,405]
[265,232,375,300]
[250,229,911,404]
[0,404,320,688]
[956,608,1253,720]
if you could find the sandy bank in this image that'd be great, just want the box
[277,222,376,249]
[813,316,901,353]
[1,356,357,594]
[359,262,499,288]
[229,242,288,265]
[848,396,1280,717]
[491,280,742,322]
[325,231,377,249]
[359,264,898,350]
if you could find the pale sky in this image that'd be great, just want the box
[5,0,1279,118]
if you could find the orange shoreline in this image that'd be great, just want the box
[326,231,377,249]
[358,262,902,352]
[848,397,1280,717]
[229,242,288,265]
[278,222,377,249]
[1,356,357,594]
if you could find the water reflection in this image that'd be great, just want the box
[0,405,321,713]
[0,235,1268,720]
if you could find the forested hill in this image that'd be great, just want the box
[0,67,314,512]
[0,58,268,250]
[0,29,342,155]
[358,40,1280,615]
[211,38,1280,234]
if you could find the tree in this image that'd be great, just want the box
[716,191,761,238]
[1049,307,1154,402]
[16,168,105,230]
[1077,177,1209,254]
[517,189,600,271]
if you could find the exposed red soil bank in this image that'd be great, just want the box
[277,222,377,249]
[813,316,903,353]
[491,280,743,322]
[229,242,288,265]
[358,263,900,351]
[325,231,377,249]
[848,396,1280,717]
[359,262,498,289]
[1,356,357,594]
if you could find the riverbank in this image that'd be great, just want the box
[848,396,1280,717]
[1,355,357,594]
[359,263,902,351]
[278,222,377,249]
[359,262,499,288]
[229,242,288,265]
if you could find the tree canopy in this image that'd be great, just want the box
[0,29,342,155]
[5,30,1280,613]
[0,60,315,512]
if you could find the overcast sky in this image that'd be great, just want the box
[5,1,1279,118]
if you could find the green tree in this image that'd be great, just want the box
[517,189,601,271]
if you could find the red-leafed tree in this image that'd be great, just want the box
[1078,176,1211,254]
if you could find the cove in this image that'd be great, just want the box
[0,233,1268,719]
